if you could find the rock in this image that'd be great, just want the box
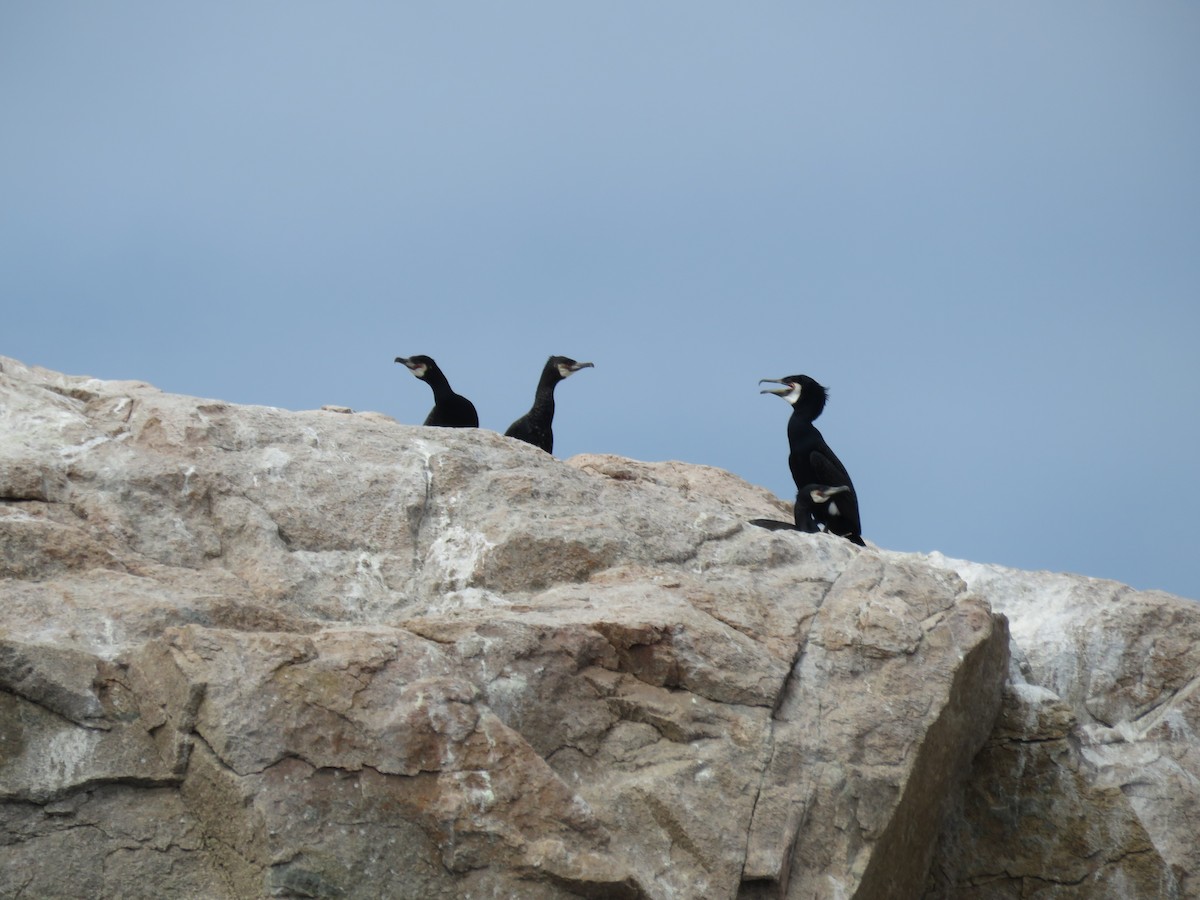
[919,556,1198,898]
[743,556,1008,900]
[925,682,1180,899]
[0,356,1192,898]
[0,786,229,899]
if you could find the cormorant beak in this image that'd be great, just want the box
[558,361,595,379]
[759,378,792,397]
[395,357,425,378]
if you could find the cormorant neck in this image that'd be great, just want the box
[531,367,562,408]
[790,397,824,423]
[531,379,558,418]
[424,369,456,400]
[537,365,563,393]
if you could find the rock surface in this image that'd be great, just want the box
[0,356,1195,899]
[919,558,1200,898]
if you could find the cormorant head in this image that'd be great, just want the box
[759,374,828,418]
[395,355,436,380]
[549,356,594,380]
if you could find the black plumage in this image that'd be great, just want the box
[394,355,479,428]
[802,484,866,546]
[504,356,593,453]
[760,374,863,545]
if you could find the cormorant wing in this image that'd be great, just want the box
[809,449,862,540]
[809,449,853,490]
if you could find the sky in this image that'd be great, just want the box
[3,3,1198,600]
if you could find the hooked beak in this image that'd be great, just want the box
[558,360,595,379]
[395,357,426,378]
[759,378,791,396]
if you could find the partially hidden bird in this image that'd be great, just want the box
[505,356,593,453]
[394,355,479,428]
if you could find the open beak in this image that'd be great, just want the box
[759,378,791,396]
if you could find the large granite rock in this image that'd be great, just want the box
[920,558,1200,898]
[0,356,1193,898]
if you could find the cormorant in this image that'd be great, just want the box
[504,356,593,453]
[760,374,863,545]
[394,355,479,428]
[802,484,866,547]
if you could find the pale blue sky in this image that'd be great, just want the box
[4,3,1198,599]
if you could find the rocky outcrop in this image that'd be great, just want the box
[924,682,1177,898]
[921,559,1200,898]
[0,356,1194,898]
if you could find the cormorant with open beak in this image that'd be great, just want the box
[760,374,863,545]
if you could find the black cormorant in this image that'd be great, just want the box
[394,355,479,428]
[760,374,863,545]
[504,356,593,453]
